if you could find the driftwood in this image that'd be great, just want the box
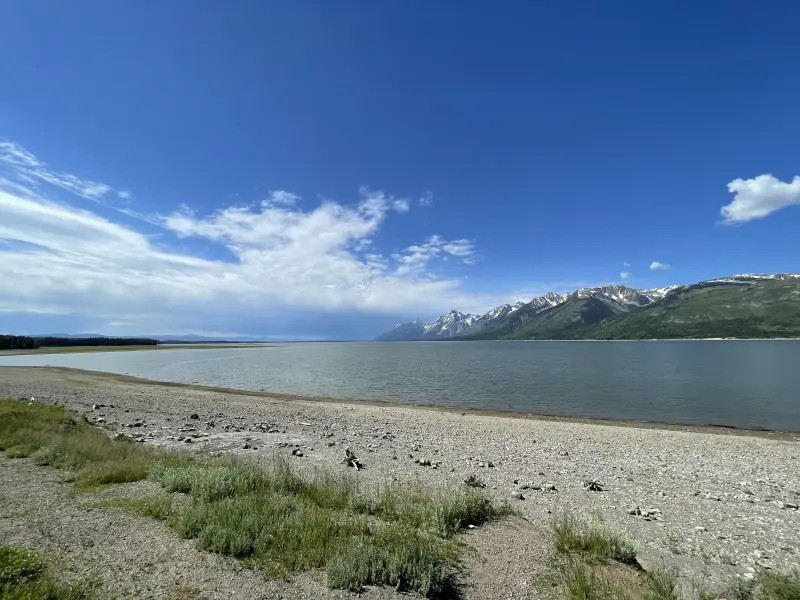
[340,447,363,470]
[463,474,486,488]
[583,479,604,492]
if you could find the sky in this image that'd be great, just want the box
[1,1,799,340]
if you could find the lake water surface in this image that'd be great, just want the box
[1,341,799,431]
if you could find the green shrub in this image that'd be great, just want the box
[326,524,458,597]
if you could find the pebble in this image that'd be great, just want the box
[189,413,199,420]
[510,491,525,500]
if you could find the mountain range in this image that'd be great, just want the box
[376,273,800,341]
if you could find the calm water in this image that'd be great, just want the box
[1,341,799,431]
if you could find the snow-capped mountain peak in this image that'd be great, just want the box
[421,310,480,337]
[573,285,652,309]
[375,273,800,341]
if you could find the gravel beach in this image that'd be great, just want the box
[1,366,798,599]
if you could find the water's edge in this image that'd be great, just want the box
[5,366,798,440]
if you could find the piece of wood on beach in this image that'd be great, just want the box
[340,447,363,470]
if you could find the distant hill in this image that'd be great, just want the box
[375,274,800,341]
[572,277,800,340]
[30,333,268,343]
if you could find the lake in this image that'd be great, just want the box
[1,341,799,431]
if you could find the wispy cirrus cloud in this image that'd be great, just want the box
[0,140,112,202]
[720,174,800,224]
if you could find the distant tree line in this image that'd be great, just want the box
[34,337,159,347]
[0,335,159,349]
[0,335,37,350]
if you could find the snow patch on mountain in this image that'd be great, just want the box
[707,273,800,283]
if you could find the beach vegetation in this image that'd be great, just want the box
[1,398,511,597]
[0,545,91,599]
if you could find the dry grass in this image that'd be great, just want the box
[551,515,681,600]
[552,516,800,600]
[552,514,636,565]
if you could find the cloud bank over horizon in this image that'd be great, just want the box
[0,140,526,337]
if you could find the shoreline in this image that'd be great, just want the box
[0,343,270,356]
[2,366,798,441]
[1,365,799,592]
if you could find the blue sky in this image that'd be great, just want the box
[1,0,799,339]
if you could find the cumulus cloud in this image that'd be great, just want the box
[393,236,476,276]
[620,271,631,280]
[649,261,671,271]
[720,174,800,224]
[0,143,499,333]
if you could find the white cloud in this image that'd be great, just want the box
[117,190,132,200]
[649,261,671,271]
[0,143,497,331]
[266,190,299,206]
[623,261,630,267]
[720,174,800,224]
[392,198,410,212]
[393,235,476,276]
[620,271,631,280]
[417,191,433,207]
[0,140,112,202]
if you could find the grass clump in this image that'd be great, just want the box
[559,558,678,600]
[0,399,186,488]
[759,569,800,600]
[699,570,800,600]
[0,545,90,599]
[553,514,637,565]
[327,524,458,596]
[560,557,612,600]
[552,516,681,600]
[151,459,354,508]
[177,492,365,572]
[644,567,679,600]
[84,495,174,520]
[348,482,514,538]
